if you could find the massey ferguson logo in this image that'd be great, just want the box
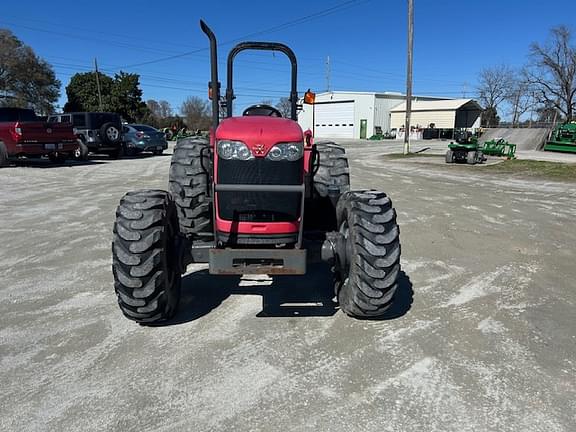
[46,128,52,134]
[253,144,265,156]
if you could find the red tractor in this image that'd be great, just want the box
[111,21,401,323]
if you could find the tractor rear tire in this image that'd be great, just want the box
[306,141,350,231]
[466,150,476,165]
[445,149,454,163]
[336,190,401,318]
[169,138,213,240]
[112,189,181,323]
[313,141,350,197]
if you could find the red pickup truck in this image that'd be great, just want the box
[0,107,78,166]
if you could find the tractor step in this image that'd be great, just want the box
[209,248,307,275]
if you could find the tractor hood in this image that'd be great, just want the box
[215,117,304,154]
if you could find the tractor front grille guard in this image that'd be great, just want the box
[213,183,306,248]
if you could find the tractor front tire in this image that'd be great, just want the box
[169,138,213,240]
[466,150,476,165]
[336,190,401,318]
[112,189,181,323]
[445,149,454,163]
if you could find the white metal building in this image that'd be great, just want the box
[389,99,482,130]
[298,91,447,139]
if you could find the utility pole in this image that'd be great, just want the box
[325,55,331,92]
[94,57,103,111]
[403,0,414,155]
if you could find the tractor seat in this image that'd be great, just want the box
[242,104,282,117]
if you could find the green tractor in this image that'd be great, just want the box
[445,129,485,165]
[544,122,576,153]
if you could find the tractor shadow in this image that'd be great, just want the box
[163,265,413,325]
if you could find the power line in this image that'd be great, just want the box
[0,20,185,56]
[0,14,202,50]
[119,0,372,69]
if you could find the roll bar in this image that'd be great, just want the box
[200,21,299,123]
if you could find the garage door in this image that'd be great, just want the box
[314,101,354,138]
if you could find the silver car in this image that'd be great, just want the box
[122,124,168,156]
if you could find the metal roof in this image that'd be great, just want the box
[316,91,450,100]
[390,98,482,112]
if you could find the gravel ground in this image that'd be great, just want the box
[1,141,575,431]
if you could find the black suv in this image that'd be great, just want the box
[47,112,123,158]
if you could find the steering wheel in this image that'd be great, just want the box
[242,104,282,117]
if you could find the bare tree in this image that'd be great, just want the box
[476,64,514,127]
[146,99,161,118]
[506,73,536,127]
[275,97,292,117]
[158,100,172,118]
[525,26,576,121]
[180,96,210,130]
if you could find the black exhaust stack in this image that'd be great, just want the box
[200,20,220,131]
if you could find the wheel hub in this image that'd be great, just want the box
[321,231,348,271]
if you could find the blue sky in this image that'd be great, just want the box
[2,0,575,119]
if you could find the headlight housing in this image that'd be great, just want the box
[217,140,254,160]
[266,142,304,161]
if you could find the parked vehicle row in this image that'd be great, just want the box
[0,108,168,167]
[48,112,124,159]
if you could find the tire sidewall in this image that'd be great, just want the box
[161,199,182,318]
[335,192,357,296]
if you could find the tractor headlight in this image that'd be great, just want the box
[217,140,254,160]
[266,142,303,161]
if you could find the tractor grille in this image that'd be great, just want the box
[217,158,302,222]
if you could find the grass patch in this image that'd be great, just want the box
[383,153,576,181]
[478,159,576,181]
